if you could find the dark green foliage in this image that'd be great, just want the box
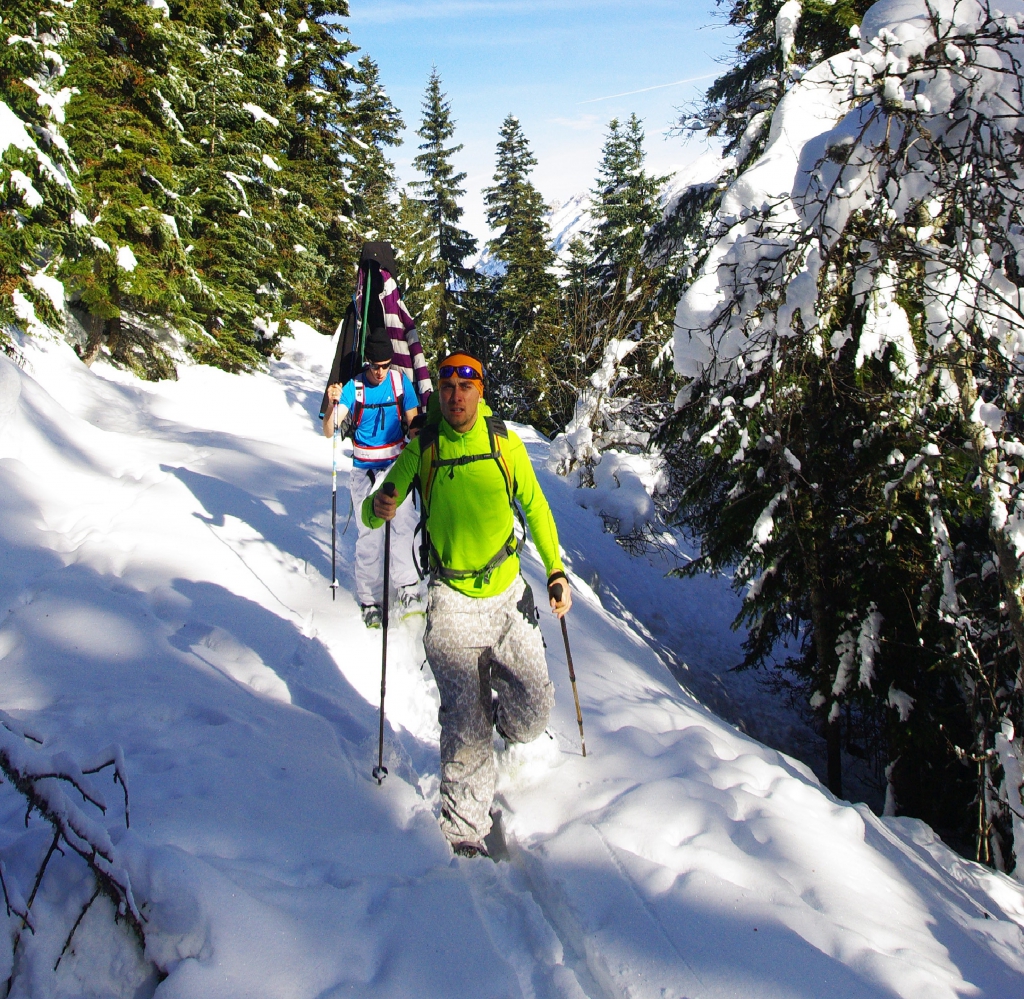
[552,115,672,449]
[589,115,665,295]
[276,0,359,329]
[392,189,434,347]
[481,114,558,430]
[660,6,1024,867]
[661,245,936,804]
[3,0,404,377]
[58,0,201,376]
[173,1,290,369]
[348,56,405,245]
[1,2,89,341]
[408,68,477,355]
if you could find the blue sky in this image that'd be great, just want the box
[345,0,736,242]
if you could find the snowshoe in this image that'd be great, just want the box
[361,603,382,629]
[398,585,426,621]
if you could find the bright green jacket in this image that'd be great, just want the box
[361,412,564,598]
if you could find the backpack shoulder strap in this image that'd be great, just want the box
[485,416,515,502]
[417,423,441,509]
[485,415,508,438]
[389,367,405,423]
[419,422,441,451]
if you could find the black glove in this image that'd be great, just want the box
[547,570,568,603]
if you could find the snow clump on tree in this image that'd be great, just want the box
[670,0,1024,873]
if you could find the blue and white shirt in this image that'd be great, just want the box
[339,369,417,469]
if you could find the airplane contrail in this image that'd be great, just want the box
[577,72,718,105]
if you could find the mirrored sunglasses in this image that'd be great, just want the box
[438,364,481,380]
[365,361,391,371]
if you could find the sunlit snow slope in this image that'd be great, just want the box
[0,327,1022,998]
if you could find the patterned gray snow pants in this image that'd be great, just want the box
[423,576,554,845]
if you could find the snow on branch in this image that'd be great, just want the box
[670,0,1024,857]
[0,710,145,983]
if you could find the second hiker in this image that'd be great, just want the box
[323,326,424,627]
[363,352,572,857]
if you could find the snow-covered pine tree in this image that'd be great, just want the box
[409,68,477,356]
[276,0,359,332]
[347,55,404,247]
[59,0,205,378]
[686,1,874,172]
[481,114,559,431]
[552,115,668,474]
[391,189,434,347]
[176,0,292,370]
[654,1,876,307]
[666,0,1024,868]
[1,0,86,349]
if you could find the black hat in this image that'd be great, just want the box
[360,241,398,276]
[364,326,393,364]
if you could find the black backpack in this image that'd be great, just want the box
[319,242,400,420]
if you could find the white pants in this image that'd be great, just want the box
[349,464,420,606]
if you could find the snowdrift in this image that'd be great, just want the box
[0,326,1021,997]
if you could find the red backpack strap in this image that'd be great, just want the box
[389,367,404,419]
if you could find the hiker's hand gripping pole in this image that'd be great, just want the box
[549,577,586,758]
[373,482,396,785]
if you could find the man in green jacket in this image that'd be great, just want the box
[363,352,572,857]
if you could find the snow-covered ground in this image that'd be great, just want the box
[0,325,1023,997]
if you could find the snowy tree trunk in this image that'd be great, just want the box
[809,575,842,798]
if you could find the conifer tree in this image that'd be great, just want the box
[392,190,432,314]
[177,1,291,369]
[657,0,901,807]
[553,115,669,464]
[348,55,404,246]
[662,4,1024,867]
[277,0,359,330]
[482,114,558,429]
[409,68,477,354]
[3,0,408,380]
[590,115,664,301]
[61,0,201,378]
[1,0,86,344]
[689,1,874,169]
[651,1,876,317]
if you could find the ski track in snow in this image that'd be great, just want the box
[0,327,1022,997]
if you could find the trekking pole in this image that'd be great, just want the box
[373,482,396,785]
[330,407,340,600]
[553,583,586,758]
[358,261,372,362]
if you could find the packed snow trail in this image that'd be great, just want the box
[0,328,1022,998]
